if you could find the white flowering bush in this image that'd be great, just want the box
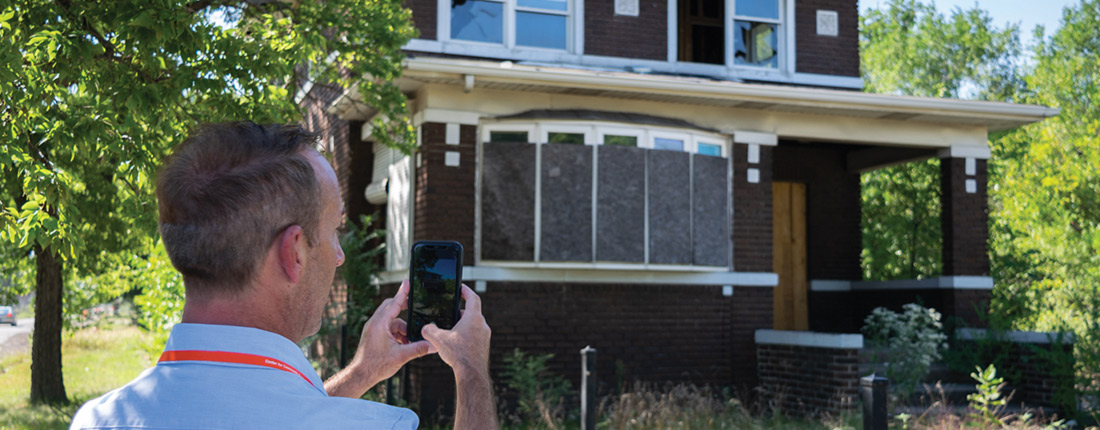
[862,303,948,398]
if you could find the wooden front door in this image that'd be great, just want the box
[773,182,808,330]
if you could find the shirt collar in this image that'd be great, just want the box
[163,323,326,395]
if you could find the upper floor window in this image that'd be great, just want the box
[733,0,779,68]
[450,0,572,50]
[677,0,786,69]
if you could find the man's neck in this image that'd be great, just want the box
[181,294,300,343]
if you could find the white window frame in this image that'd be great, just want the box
[541,124,596,145]
[667,0,794,74]
[598,127,645,147]
[693,136,728,157]
[729,0,785,70]
[484,120,729,157]
[481,124,538,143]
[438,0,580,52]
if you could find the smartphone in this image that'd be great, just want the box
[407,241,463,342]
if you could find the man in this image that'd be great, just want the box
[71,122,497,429]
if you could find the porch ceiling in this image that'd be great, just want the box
[331,57,1059,133]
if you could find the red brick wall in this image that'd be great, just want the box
[757,343,860,415]
[846,287,990,330]
[955,334,1076,412]
[730,286,774,389]
[391,282,773,421]
[733,144,773,272]
[951,288,991,328]
[584,0,667,60]
[407,0,436,40]
[941,158,990,276]
[414,123,477,263]
[794,0,860,77]
[772,143,862,281]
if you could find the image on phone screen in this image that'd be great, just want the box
[409,242,461,342]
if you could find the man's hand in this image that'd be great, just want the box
[422,285,498,430]
[324,280,433,398]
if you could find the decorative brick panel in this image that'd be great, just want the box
[585,0,667,60]
[757,342,860,416]
[733,144,773,272]
[414,123,477,263]
[941,158,990,276]
[794,0,860,78]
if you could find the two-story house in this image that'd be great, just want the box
[301,0,1057,418]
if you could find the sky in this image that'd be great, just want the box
[859,0,1081,50]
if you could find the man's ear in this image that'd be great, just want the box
[276,225,306,284]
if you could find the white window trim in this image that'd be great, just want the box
[483,119,729,157]
[598,126,646,147]
[481,124,538,143]
[438,0,582,52]
[670,0,795,74]
[541,124,597,145]
[404,38,863,89]
[694,136,728,157]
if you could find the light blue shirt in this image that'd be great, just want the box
[71,323,419,429]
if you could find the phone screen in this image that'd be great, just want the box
[408,241,462,342]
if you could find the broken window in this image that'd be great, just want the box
[733,0,779,68]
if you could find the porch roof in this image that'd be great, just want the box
[330,56,1058,134]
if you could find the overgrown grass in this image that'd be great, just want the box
[597,383,860,430]
[0,320,152,429]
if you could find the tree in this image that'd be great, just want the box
[859,0,1022,281]
[989,0,1100,412]
[0,0,415,404]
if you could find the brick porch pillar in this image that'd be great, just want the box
[939,147,992,327]
[407,120,479,417]
[731,132,777,389]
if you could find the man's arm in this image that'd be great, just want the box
[422,285,498,430]
[325,280,432,398]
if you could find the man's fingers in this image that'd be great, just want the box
[397,340,434,361]
[421,323,441,343]
[460,284,482,314]
[385,280,411,319]
[390,319,408,336]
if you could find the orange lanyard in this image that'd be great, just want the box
[158,350,318,390]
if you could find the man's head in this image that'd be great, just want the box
[157,122,340,301]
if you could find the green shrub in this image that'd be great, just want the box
[862,303,947,398]
[501,348,573,429]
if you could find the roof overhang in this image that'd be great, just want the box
[330,56,1058,134]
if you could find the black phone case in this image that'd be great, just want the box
[407,241,463,342]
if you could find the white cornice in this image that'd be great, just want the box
[391,57,1057,132]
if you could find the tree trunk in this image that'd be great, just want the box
[30,243,67,404]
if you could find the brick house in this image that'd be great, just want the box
[300,0,1057,419]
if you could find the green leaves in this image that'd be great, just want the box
[859,1,1024,282]
[860,0,1022,101]
[861,159,943,281]
[1,0,415,268]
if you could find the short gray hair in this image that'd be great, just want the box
[157,122,322,294]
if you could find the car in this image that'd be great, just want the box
[0,306,15,326]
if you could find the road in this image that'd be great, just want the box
[0,318,34,357]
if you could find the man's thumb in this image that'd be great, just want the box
[421,323,441,343]
[400,340,434,360]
